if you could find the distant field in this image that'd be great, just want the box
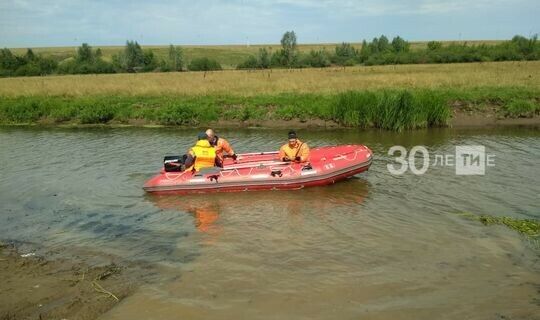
[8,40,504,69]
[0,61,537,97]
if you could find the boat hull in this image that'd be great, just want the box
[143,145,372,194]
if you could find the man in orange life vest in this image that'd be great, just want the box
[279,130,310,163]
[206,129,236,165]
[184,132,218,172]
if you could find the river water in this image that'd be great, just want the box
[0,126,539,319]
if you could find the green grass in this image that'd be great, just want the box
[332,90,450,131]
[0,87,538,130]
[500,99,540,118]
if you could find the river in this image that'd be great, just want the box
[0,126,539,319]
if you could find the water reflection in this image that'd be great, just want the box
[149,196,223,234]
[147,177,370,234]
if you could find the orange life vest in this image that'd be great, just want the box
[279,139,310,162]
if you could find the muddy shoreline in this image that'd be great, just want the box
[4,110,540,130]
[0,241,142,320]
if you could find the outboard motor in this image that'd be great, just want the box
[163,155,185,172]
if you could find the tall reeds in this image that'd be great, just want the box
[332,90,450,130]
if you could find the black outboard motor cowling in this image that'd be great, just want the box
[163,155,184,172]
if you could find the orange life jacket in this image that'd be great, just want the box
[212,137,234,161]
[279,139,310,162]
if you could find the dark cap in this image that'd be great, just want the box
[197,132,208,140]
[288,130,297,139]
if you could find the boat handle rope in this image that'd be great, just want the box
[332,150,359,162]
[165,171,187,181]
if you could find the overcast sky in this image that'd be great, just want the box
[1,0,539,48]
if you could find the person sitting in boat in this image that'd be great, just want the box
[206,128,237,165]
[184,132,218,172]
[279,130,310,163]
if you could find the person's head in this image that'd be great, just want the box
[197,132,208,141]
[288,130,298,147]
[205,129,216,140]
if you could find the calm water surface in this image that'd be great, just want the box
[0,126,539,319]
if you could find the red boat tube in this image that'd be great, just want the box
[143,145,372,194]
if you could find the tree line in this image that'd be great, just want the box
[237,32,540,69]
[0,41,221,77]
[1,32,539,77]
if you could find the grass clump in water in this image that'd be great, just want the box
[456,212,540,238]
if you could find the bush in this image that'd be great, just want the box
[302,50,331,68]
[427,41,443,51]
[79,103,116,124]
[158,104,198,125]
[237,48,272,69]
[188,57,222,71]
[355,34,540,66]
[333,43,358,65]
[1,100,47,122]
[58,58,114,75]
[110,41,158,72]
[237,56,259,69]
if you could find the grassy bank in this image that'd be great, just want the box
[1,61,538,97]
[1,61,538,130]
[1,87,539,131]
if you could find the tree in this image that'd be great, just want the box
[142,49,158,71]
[124,40,145,72]
[236,48,272,69]
[280,31,298,67]
[305,49,331,67]
[237,55,259,69]
[25,48,36,61]
[258,48,270,68]
[511,34,537,56]
[0,48,19,72]
[77,43,93,62]
[168,45,184,71]
[391,36,410,53]
[427,41,442,51]
[377,35,391,52]
[369,37,379,54]
[334,42,358,65]
[359,40,371,62]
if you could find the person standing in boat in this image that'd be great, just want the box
[279,130,310,163]
[184,132,218,172]
[206,129,237,165]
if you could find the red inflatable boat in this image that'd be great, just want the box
[143,145,372,194]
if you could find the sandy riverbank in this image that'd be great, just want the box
[0,242,139,320]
